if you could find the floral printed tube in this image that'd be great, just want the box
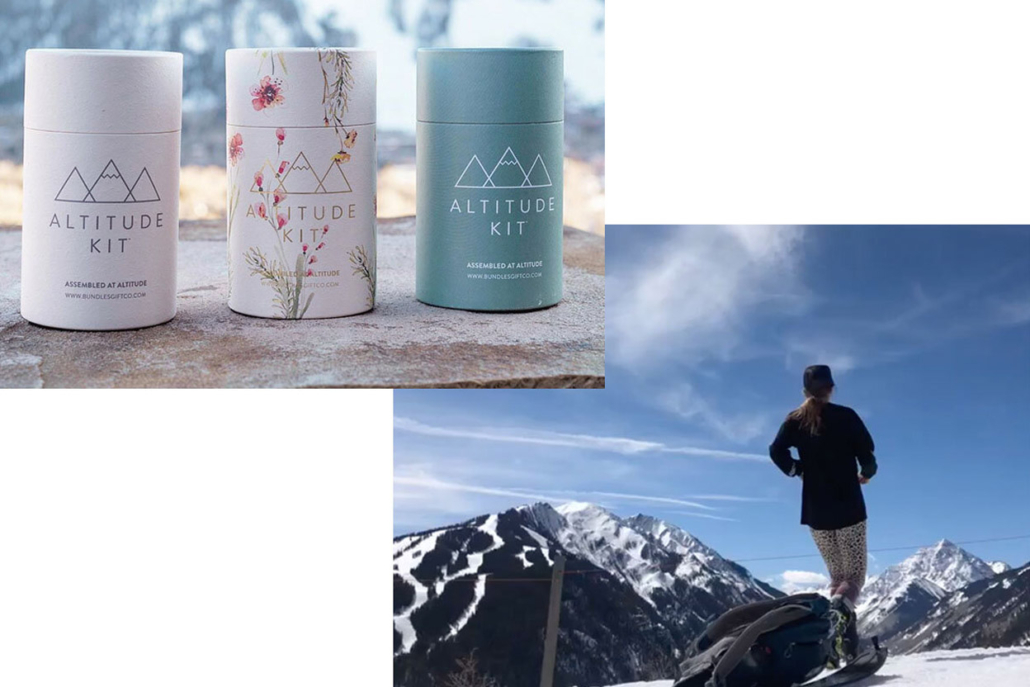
[226,48,377,319]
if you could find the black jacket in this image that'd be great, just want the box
[769,402,877,531]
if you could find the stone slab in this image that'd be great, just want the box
[0,218,604,388]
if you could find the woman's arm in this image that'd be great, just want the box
[769,419,802,477]
[851,410,877,479]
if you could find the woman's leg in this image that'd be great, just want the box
[833,520,868,604]
[809,527,846,594]
[813,522,868,660]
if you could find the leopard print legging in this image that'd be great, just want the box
[809,520,867,604]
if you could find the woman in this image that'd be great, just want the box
[769,364,877,661]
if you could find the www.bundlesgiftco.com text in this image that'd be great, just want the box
[466,260,544,279]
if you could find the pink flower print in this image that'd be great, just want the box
[302,243,309,254]
[228,133,244,165]
[255,203,267,219]
[250,75,285,111]
[306,269,314,277]
[308,255,318,265]
[344,130,358,148]
[275,127,285,144]
[316,241,325,251]
[322,225,329,236]
[253,170,264,190]
[277,215,287,230]
[273,189,287,206]
[277,161,289,176]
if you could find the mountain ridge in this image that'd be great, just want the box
[393,502,777,687]
[858,539,999,643]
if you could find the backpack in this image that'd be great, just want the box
[673,593,837,687]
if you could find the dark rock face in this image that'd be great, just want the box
[860,579,944,644]
[895,563,1030,654]
[393,503,779,687]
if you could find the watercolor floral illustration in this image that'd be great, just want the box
[232,50,374,317]
[241,127,330,319]
[348,244,376,309]
[250,75,285,111]
[249,50,288,111]
[317,49,360,157]
[227,133,244,229]
[227,132,245,299]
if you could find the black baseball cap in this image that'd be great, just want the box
[803,365,835,394]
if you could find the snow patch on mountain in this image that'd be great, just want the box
[393,528,446,655]
[520,526,554,565]
[991,560,1013,574]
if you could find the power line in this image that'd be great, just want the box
[403,533,1030,585]
[733,533,1030,563]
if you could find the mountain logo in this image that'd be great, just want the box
[250,152,353,195]
[55,160,161,203]
[455,147,553,189]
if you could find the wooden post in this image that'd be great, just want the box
[539,554,566,687]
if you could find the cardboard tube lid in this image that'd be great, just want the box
[417,48,563,125]
[226,48,376,128]
[24,50,183,134]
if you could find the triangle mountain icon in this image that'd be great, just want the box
[487,147,529,189]
[127,168,160,202]
[250,160,278,193]
[55,167,93,202]
[320,161,353,194]
[281,152,325,194]
[88,160,133,203]
[522,155,553,188]
[455,155,491,188]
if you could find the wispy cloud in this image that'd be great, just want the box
[657,384,770,444]
[669,511,741,523]
[395,416,662,454]
[393,474,766,515]
[605,226,809,450]
[607,226,809,370]
[994,292,1030,325]
[393,475,556,503]
[784,263,1030,369]
[395,416,767,462]
[683,494,777,503]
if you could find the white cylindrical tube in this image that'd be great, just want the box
[21,49,183,331]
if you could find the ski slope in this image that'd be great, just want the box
[607,646,1030,687]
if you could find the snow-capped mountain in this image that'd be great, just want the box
[393,502,778,687]
[990,560,1013,574]
[894,562,1030,654]
[858,540,998,642]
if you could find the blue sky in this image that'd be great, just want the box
[395,226,1030,590]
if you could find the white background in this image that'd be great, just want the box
[0,391,392,686]
[607,0,1030,224]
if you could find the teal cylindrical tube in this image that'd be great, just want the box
[416,49,564,312]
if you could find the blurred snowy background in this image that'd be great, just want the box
[0,0,605,232]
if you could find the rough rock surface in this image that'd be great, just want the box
[0,218,604,388]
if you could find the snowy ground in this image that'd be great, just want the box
[607,646,1030,687]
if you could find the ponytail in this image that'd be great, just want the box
[789,391,831,435]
